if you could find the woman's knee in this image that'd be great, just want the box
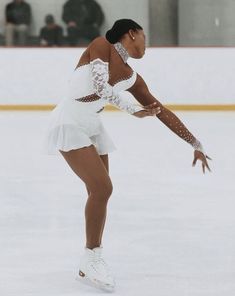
[105,180,113,198]
[90,179,113,201]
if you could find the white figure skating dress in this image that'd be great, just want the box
[45,38,142,155]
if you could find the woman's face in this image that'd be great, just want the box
[132,29,146,58]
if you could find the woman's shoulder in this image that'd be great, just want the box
[89,36,112,50]
[87,37,112,61]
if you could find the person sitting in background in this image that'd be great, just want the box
[40,15,63,47]
[5,0,31,46]
[62,0,104,46]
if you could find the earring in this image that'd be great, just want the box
[132,37,135,40]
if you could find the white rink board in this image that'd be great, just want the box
[0,47,235,105]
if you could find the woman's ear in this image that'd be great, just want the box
[128,29,136,41]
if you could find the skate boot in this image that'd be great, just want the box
[76,247,115,292]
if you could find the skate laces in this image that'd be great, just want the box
[91,251,109,274]
[94,251,106,265]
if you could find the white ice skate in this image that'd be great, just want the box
[76,247,115,292]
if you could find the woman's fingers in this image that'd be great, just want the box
[143,106,161,116]
[151,107,161,115]
[202,154,211,172]
[140,102,162,116]
[192,156,197,167]
[144,102,161,114]
[145,102,158,109]
[204,159,211,172]
[193,151,212,173]
[202,162,205,174]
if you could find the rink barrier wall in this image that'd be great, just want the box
[0,47,235,107]
[0,104,235,111]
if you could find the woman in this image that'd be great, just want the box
[45,19,211,291]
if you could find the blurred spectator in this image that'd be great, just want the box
[5,0,31,46]
[40,15,63,47]
[62,0,104,46]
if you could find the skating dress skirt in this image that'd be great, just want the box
[45,63,137,155]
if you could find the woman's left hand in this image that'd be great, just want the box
[133,102,161,118]
[192,150,212,174]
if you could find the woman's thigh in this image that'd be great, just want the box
[60,145,112,196]
[84,154,109,196]
[100,154,109,173]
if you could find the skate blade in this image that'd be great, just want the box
[76,270,115,292]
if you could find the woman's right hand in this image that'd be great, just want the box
[192,150,212,174]
[133,102,161,118]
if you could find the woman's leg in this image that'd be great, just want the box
[60,146,112,249]
[98,154,109,246]
[85,154,109,247]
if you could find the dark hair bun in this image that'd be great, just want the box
[105,19,143,44]
[105,29,119,44]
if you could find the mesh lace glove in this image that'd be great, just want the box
[90,58,143,114]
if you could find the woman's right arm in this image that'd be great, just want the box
[128,74,206,153]
[128,74,211,172]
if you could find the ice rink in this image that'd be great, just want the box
[0,110,235,296]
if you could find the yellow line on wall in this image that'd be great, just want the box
[0,104,235,111]
[0,105,54,111]
[164,104,235,111]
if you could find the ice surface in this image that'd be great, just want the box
[0,111,235,296]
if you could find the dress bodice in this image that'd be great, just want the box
[68,63,137,101]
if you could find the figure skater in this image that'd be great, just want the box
[45,19,211,292]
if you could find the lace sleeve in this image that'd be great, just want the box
[90,58,143,114]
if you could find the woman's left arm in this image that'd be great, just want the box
[128,74,211,173]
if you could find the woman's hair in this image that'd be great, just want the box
[105,19,143,44]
